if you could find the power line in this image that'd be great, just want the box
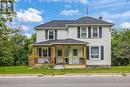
[118,0,129,18]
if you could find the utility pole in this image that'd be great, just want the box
[86,5,88,16]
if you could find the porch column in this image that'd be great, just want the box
[29,46,38,66]
[83,45,87,65]
[51,46,56,65]
[62,46,65,64]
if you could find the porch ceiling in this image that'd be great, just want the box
[33,38,88,46]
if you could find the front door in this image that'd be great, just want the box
[56,48,63,64]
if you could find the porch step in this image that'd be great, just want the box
[53,65,64,69]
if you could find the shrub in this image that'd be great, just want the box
[32,64,44,69]
[42,63,53,69]
[32,63,53,69]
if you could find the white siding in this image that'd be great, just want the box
[68,46,83,57]
[36,26,111,66]
[57,29,68,39]
[68,26,111,66]
[36,30,45,42]
[36,29,68,42]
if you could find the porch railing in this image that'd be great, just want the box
[64,57,85,65]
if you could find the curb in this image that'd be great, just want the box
[0,73,130,78]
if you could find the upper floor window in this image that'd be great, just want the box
[92,27,98,38]
[80,28,87,38]
[77,27,102,39]
[48,30,55,40]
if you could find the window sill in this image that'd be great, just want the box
[89,59,101,61]
[79,38,101,39]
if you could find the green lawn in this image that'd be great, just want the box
[0,66,130,75]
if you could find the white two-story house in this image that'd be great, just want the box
[29,16,113,69]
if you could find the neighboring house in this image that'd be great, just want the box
[29,16,113,69]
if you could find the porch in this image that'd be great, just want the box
[29,39,87,69]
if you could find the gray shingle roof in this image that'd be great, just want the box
[35,16,113,28]
[34,38,87,45]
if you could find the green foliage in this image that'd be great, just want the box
[42,63,53,69]
[112,28,130,66]
[0,14,36,66]
[1,66,130,74]
[31,63,53,70]
[32,64,44,69]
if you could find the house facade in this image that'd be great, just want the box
[29,16,113,69]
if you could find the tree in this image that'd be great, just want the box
[112,28,130,66]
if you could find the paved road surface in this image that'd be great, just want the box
[0,76,130,87]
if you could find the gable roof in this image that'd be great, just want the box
[34,16,114,29]
[34,38,87,45]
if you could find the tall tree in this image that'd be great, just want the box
[112,28,130,66]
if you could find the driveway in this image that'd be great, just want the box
[0,76,130,87]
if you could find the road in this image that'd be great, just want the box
[0,76,130,87]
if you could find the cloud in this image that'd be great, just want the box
[60,9,80,16]
[120,22,130,28]
[20,25,30,31]
[24,33,32,38]
[17,8,43,22]
[80,0,88,4]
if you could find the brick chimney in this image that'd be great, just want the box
[99,17,103,21]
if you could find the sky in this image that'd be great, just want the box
[14,0,130,37]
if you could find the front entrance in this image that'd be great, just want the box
[56,47,63,64]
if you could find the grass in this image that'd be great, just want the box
[0,66,130,75]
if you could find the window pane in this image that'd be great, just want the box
[91,47,99,54]
[49,35,53,39]
[93,28,98,37]
[49,30,54,39]
[58,50,62,56]
[73,49,78,56]
[43,49,47,57]
[81,28,87,38]
[81,33,87,38]
[39,48,42,56]
[49,30,53,35]
[82,28,86,32]
[91,55,99,58]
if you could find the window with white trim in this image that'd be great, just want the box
[38,48,48,58]
[92,27,99,38]
[80,27,87,38]
[90,46,100,60]
[48,30,55,40]
[43,48,48,57]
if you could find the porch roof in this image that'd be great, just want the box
[33,38,88,46]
